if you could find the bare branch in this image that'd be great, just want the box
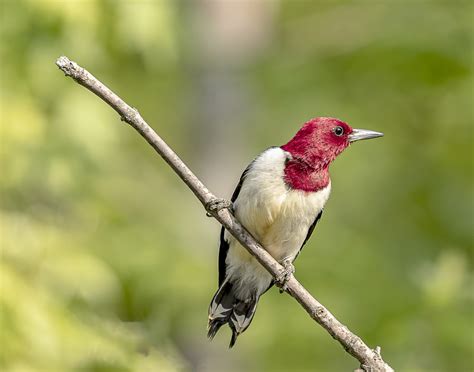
[55,56,394,372]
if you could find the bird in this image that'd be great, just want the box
[207,117,383,347]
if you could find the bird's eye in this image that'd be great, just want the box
[333,126,344,136]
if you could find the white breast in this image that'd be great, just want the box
[224,147,331,298]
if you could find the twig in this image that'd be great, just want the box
[55,56,394,372]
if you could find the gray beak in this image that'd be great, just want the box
[348,128,384,143]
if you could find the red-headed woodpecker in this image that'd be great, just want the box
[207,117,383,347]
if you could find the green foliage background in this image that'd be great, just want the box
[1,1,472,371]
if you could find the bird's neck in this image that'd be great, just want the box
[282,156,330,192]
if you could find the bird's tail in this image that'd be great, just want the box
[207,280,258,348]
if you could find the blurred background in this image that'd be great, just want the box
[1,0,473,371]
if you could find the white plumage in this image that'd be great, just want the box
[208,117,383,347]
[224,147,331,299]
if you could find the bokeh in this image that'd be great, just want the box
[1,1,473,371]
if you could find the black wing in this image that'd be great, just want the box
[217,165,252,285]
[294,209,323,262]
[303,209,323,247]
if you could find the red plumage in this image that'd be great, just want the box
[281,117,353,192]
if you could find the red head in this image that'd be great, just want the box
[281,117,383,192]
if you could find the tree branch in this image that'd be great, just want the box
[55,56,394,372]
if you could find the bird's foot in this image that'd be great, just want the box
[206,198,233,217]
[276,259,295,293]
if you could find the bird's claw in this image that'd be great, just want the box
[206,198,233,217]
[276,259,295,293]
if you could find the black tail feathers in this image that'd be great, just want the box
[208,281,258,348]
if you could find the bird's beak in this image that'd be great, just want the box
[348,129,384,143]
